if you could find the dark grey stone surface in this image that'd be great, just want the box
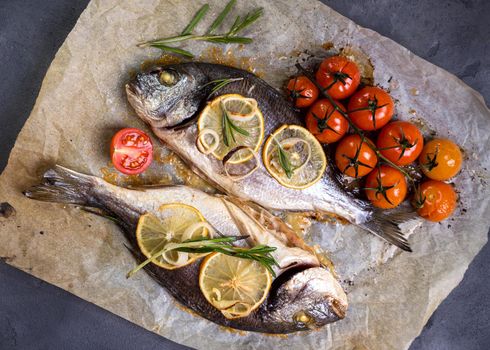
[0,0,488,349]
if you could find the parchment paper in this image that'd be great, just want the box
[1,1,489,349]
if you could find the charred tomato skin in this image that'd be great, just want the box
[419,138,462,181]
[365,165,407,209]
[110,128,153,175]
[315,56,361,100]
[377,121,424,166]
[305,99,348,144]
[348,86,394,131]
[416,180,457,222]
[335,134,378,178]
[286,76,319,108]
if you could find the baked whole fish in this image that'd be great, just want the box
[126,62,411,251]
[24,166,347,333]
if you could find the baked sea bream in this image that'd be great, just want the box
[126,62,411,251]
[24,166,347,333]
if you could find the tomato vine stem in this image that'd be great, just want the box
[295,63,421,197]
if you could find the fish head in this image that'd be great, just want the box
[126,65,207,128]
[266,266,348,331]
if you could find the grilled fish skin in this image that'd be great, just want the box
[126,62,411,251]
[24,166,347,334]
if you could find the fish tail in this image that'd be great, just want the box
[23,165,95,206]
[360,210,416,252]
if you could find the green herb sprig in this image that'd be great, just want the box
[138,1,263,58]
[276,139,294,178]
[127,235,278,278]
[202,77,244,97]
[221,101,249,147]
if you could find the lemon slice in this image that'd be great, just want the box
[263,124,327,189]
[199,252,272,319]
[197,94,264,164]
[136,204,210,270]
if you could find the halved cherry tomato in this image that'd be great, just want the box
[348,86,394,131]
[365,165,407,209]
[415,180,457,222]
[286,76,319,108]
[315,56,361,100]
[305,99,348,144]
[377,121,424,166]
[110,128,153,175]
[418,138,462,181]
[335,134,378,178]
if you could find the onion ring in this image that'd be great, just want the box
[196,128,220,155]
[223,96,258,121]
[162,250,189,266]
[182,221,215,241]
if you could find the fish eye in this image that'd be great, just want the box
[159,70,178,86]
[293,311,313,327]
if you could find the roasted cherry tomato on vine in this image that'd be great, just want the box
[315,56,361,100]
[364,165,407,209]
[418,138,462,181]
[376,121,424,166]
[286,76,319,108]
[348,86,394,131]
[415,180,457,222]
[110,128,153,175]
[335,134,378,178]
[305,99,348,144]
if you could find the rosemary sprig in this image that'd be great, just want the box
[127,235,278,278]
[202,77,244,97]
[221,101,249,147]
[139,1,263,58]
[276,139,294,178]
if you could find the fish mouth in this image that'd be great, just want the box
[125,82,142,108]
[125,82,169,128]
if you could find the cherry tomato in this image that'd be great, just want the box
[418,138,462,181]
[335,134,378,178]
[415,180,457,222]
[315,56,361,100]
[110,128,153,175]
[348,86,394,131]
[365,165,407,209]
[305,99,348,144]
[286,76,319,108]
[376,121,424,166]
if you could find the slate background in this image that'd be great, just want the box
[0,0,489,349]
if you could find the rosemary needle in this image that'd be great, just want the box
[276,139,294,178]
[181,4,210,35]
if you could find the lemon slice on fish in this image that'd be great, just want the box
[136,204,210,270]
[197,94,264,164]
[263,124,326,189]
[199,252,272,319]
